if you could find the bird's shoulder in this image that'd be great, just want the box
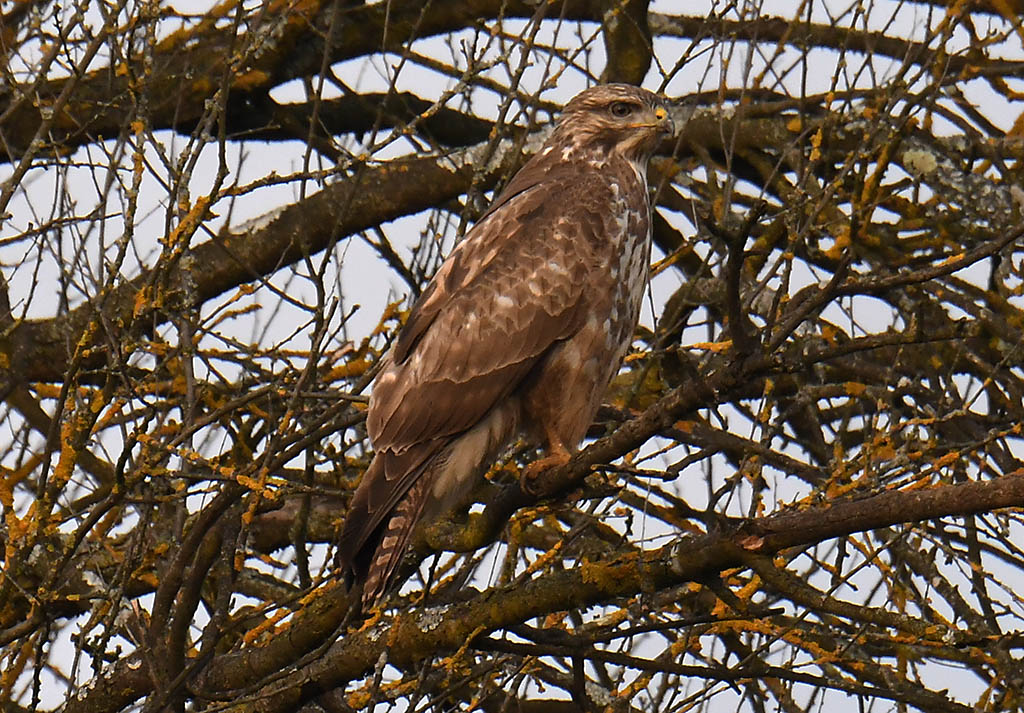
[392,157,624,366]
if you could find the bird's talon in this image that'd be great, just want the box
[520,452,571,497]
[520,475,539,497]
[520,464,544,496]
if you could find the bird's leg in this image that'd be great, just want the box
[521,434,572,497]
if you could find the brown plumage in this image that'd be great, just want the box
[337,84,673,607]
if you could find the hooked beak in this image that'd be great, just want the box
[630,105,675,137]
[654,104,674,137]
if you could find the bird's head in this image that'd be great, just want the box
[555,83,674,164]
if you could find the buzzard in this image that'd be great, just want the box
[338,84,673,607]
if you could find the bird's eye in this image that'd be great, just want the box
[610,102,634,117]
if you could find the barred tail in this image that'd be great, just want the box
[361,474,431,608]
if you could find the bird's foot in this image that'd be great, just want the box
[520,449,572,497]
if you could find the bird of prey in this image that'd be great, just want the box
[337,83,673,607]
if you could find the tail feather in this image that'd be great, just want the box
[340,402,517,609]
[336,443,439,600]
[361,474,432,608]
